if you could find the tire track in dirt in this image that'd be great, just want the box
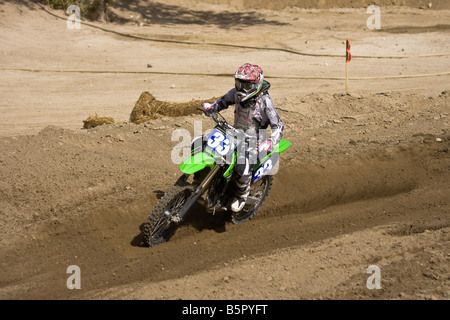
[1,136,447,299]
[0,89,448,299]
[80,141,449,299]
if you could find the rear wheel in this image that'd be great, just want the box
[231,175,273,224]
[143,183,195,247]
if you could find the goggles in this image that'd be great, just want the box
[235,79,256,93]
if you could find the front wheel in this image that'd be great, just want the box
[231,175,273,224]
[143,183,195,247]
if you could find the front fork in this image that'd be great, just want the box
[174,164,222,222]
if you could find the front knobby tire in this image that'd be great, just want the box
[143,183,195,247]
[231,175,273,224]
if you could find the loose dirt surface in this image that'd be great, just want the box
[0,0,449,301]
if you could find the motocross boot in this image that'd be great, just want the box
[231,173,251,212]
[231,197,246,212]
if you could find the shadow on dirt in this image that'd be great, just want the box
[109,1,288,28]
[382,24,450,34]
[183,203,228,233]
[130,202,227,248]
[131,223,146,247]
[0,0,41,12]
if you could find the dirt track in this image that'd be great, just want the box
[0,0,449,300]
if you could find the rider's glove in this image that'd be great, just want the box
[258,140,273,153]
[202,102,214,116]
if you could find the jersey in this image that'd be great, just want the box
[211,81,284,146]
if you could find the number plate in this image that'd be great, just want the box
[253,159,273,182]
[206,129,236,157]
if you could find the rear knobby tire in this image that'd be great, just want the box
[231,175,273,224]
[143,183,195,247]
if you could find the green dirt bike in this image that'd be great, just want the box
[143,111,291,247]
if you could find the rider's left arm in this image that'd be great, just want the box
[264,97,284,146]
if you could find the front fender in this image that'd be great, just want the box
[274,139,292,155]
[179,152,215,174]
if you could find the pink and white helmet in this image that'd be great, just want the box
[234,63,264,102]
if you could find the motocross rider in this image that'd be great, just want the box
[202,63,284,213]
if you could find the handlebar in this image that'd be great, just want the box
[198,107,236,132]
